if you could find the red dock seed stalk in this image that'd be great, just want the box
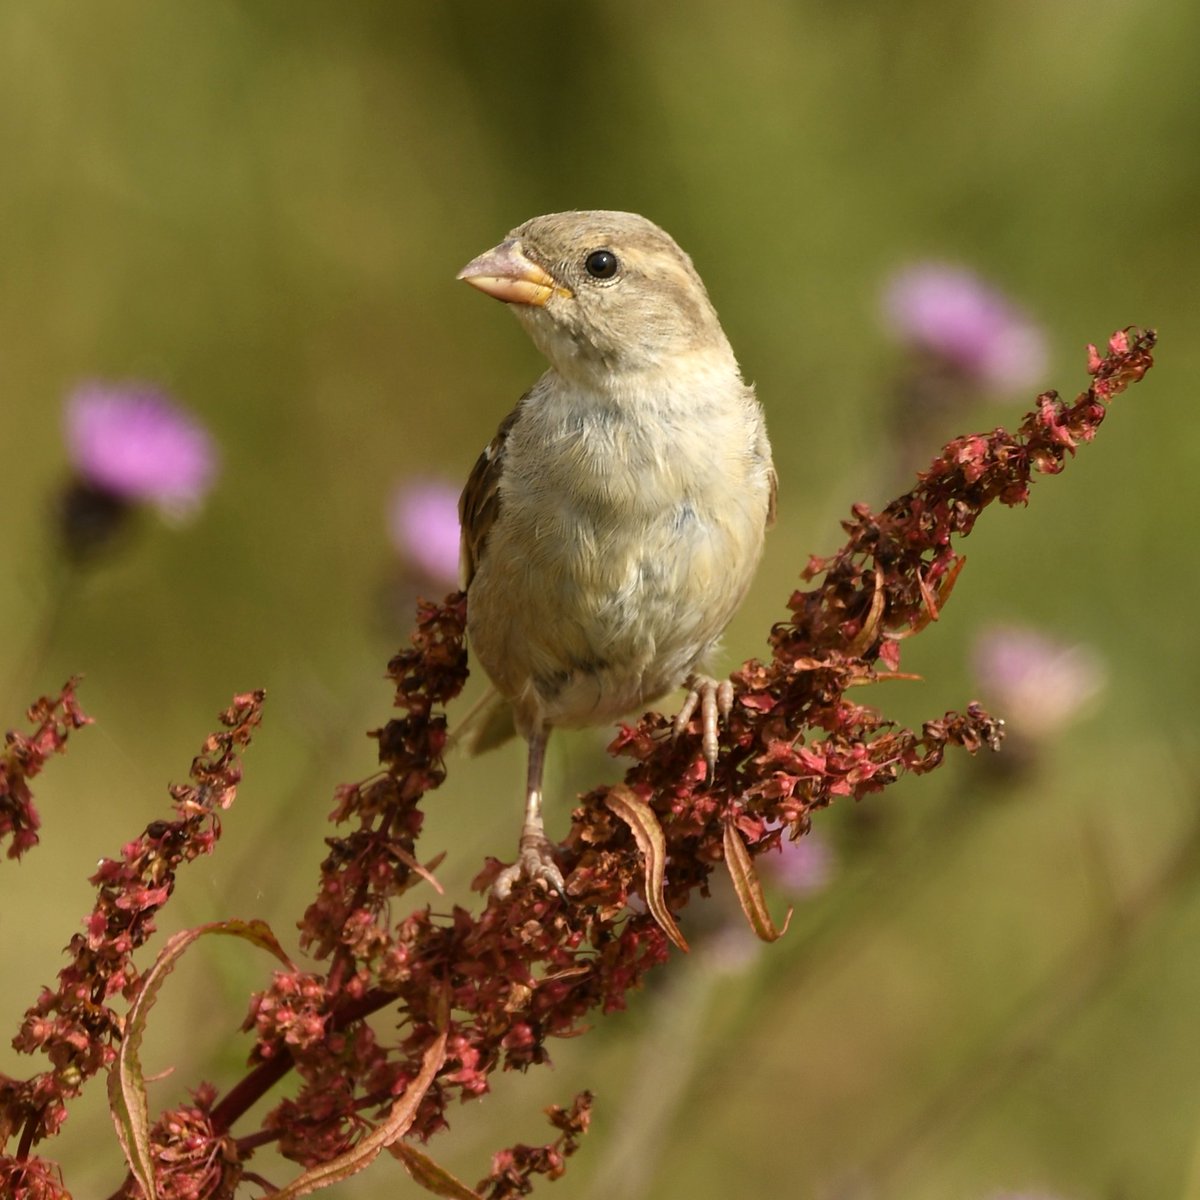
[1,690,263,1196]
[0,329,1155,1198]
[475,1091,593,1199]
[1,679,91,862]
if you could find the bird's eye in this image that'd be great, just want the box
[584,249,619,280]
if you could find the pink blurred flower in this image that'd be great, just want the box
[986,1192,1071,1200]
[882,263,1047,389]
[973,624,1106,738]
[765,827,835,895]
[64,383,218,517]
[702,922,762,976]
[387,479,461,588]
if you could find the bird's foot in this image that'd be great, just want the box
[492,831,566,900]
[673,674,735,780]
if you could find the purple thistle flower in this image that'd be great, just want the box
[882,263,1048,390]
[64,383,218,518]
[387,479,462,589]
[973,624,1106,739]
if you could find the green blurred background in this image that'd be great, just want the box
[3,3,1199,1197]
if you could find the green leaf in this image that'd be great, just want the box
[605,784,688,953]
[108,919,293,1200]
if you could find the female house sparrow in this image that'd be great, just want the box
[457,211,775,897]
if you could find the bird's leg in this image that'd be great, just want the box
[673,674,735,780]
[492,725,566,899]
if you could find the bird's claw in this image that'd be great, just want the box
[492,832,566,900]
[673,674,735,779]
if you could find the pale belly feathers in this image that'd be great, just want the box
[466,374,772,735]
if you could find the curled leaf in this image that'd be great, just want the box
[272,1029,448,1198]
[723,819,793,942]
[108,919,293,1199]
[890,555,967,638]
[846,566,886,656]
[389,1141,483,1199]
[845,671,923,687]
[604,784,688,953]
[394,847,448,895]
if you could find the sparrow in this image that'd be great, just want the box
[456,210,775,898]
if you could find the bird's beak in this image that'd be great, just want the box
[456,239,571,306]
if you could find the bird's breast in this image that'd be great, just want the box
[468,373,772,729]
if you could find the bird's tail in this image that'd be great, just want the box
[447,686,517,755]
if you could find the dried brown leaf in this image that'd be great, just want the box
[723,819,793,943]
[604,784,688,953]
[272,1030,448,1198]
[108,919,292,1199]
[388,1141,483,1199]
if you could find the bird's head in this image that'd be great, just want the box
[457,210,733,388]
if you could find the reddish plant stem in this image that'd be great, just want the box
[209,1054,294,1137]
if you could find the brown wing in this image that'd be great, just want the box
[766,464,778,529]
[459,400,523,588]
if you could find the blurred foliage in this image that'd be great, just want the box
[2,2,1199,1198]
